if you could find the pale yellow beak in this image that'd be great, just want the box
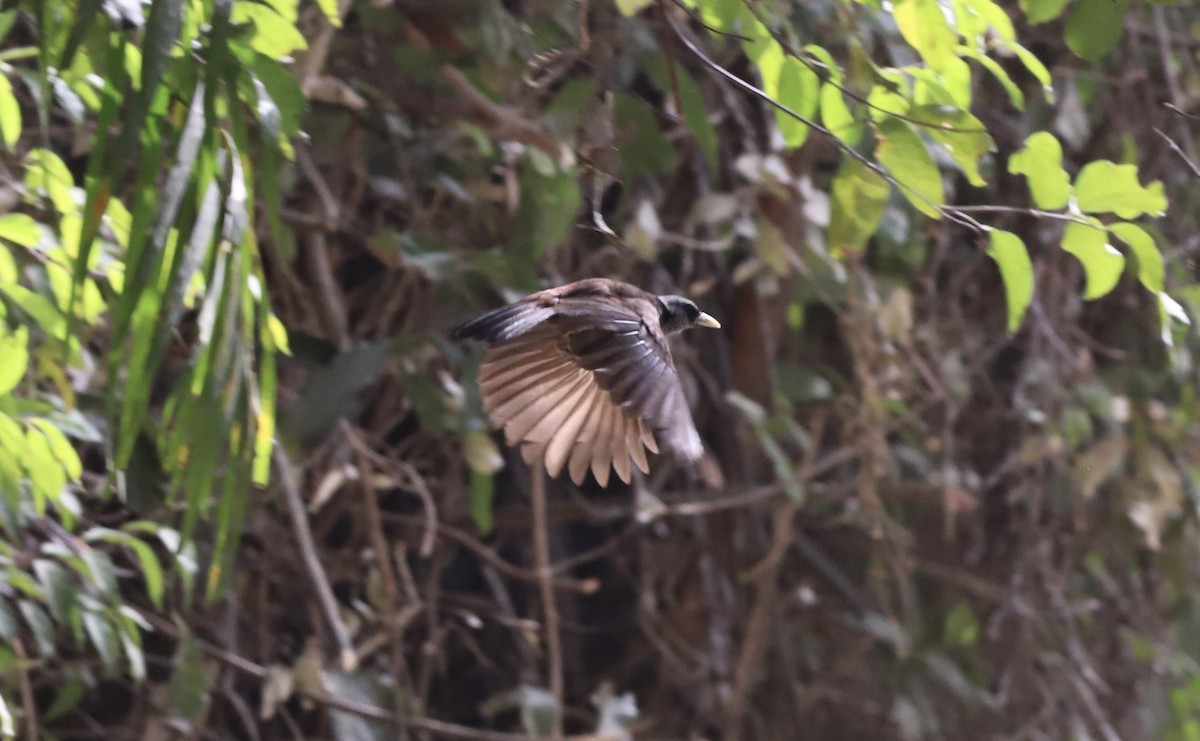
[696,312,721,329]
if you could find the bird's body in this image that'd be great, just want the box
[452,279,720,486]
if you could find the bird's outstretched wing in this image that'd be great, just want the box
[455,285,703,486]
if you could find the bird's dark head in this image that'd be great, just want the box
[657,295,721,335]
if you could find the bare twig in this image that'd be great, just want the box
[381,511,599,594]
[531,469,565,739]
[275,447,357,671]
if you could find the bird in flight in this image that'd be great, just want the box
[453,278,721,487]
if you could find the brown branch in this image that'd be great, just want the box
[275,447,357,671]
[531,468,565,739]
[381,512,599,595]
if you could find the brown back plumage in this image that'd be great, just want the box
[453,279,710,486]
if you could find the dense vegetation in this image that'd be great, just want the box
[2,0,1200,738]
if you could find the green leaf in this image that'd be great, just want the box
[28,419,81,479]
[819,82,861,146]
[0,326,27,396]
[510,164,582,260]
[0,74,20,149]
[85,528,166,609]
[1062,218,1124,300]
[876,118,943,218]
[24,149,77,214]
[615,0,653,14]
[912,105,994,186]
[774,57,819,149]
[1011,42,1052,92]
[1064,0,1130,61]
[33,559,77,623]
[1109,223,1164,294]
[17,600,54,657]
[965,50,1024,109]
[0,214,41,248]
[313,0,341,25]
[943,601,981,647]
[1008,132,1071,210]
[231,4,307,57]
[469,469,494,535]
[42,670,87,721]
[82,610,120,674]
[894,0,958,71]
[1020,0,1070,24]
[987,230,1033,332]
[1074,161,1167,219]
[25,424,67,513]
[827,158,890,253]
[1,284,68,337]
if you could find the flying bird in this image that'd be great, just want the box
[452,278,721,487]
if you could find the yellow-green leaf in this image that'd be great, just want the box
[775,57,819,148]
[1062,218,1124,300]
[1008,132,1071,210]
[820,82,861,146]
[876,118,943,218]
[894,0,958,71]
[1074,161,1167,219]
[0,213,41,247]
[913,105,994,186]
[0,326,27,396]
[828,158,890,253]
[1109,222,1163,294]
[0,74,20,148]
[987,230,1033,332]
[615,0,653,15]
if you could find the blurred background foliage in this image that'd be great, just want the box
[2,0,1200,738]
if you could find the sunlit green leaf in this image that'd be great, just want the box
[820,82,861,146]
[231,4,307,58]
[0,326,27,396]
[876,118,943,218]
[1109,222,1164,294]
[1062,218,1124,300]
[913,105,994,186]
[828,158,890,253]
[313,0,341,25]
[1008,131,1071,210]
[1074,161,1167,219]
[24,149,77,213]
[775,57,819,149]
[615,0,653,14]
[0,74,20,149]
[987,230,1033,332]
[894,0,958,71]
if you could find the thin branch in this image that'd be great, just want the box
[531,468,565,740]
[275,447,358,671]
